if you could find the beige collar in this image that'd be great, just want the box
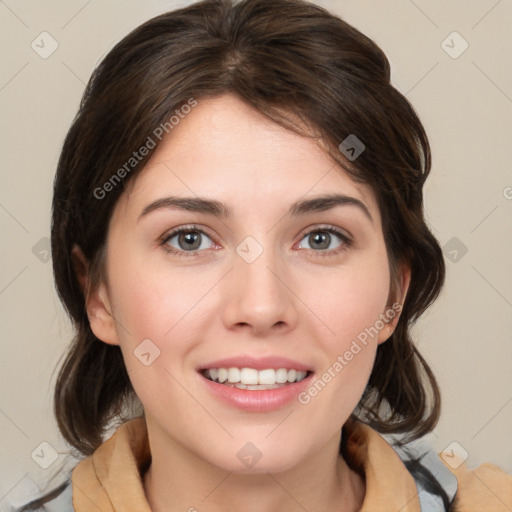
[72,417,420,511]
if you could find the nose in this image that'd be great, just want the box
[221,248,299,337]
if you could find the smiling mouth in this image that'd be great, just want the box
[200,367,313,390]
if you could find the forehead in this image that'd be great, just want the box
[119,94,380,221]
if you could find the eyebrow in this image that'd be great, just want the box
[138,193,373,222]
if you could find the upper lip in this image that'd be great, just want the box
[197,356,313,372]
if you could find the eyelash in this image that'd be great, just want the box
[160,224,216,259]
[159,224,353,259]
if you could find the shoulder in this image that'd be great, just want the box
[441,457,512,511]
[384,431,512,512]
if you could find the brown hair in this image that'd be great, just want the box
[51,0,445,456]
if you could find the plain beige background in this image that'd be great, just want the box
[1,0,511,504]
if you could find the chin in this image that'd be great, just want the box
[202,439,307,475]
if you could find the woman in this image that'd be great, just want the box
[28,0,511,510]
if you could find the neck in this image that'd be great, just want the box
[142,418,365,512]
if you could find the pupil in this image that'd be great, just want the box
[311,232,330,250]
[179,231,201,250]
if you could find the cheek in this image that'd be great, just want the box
[294,254,390,411]
[303,255,391,350]
[106,269,195,408]
[105,252,224,402]
[108,251,218,342]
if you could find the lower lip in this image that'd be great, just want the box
[198,371,314,412]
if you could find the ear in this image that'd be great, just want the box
[377,263,411,344]
[71,244,120,346]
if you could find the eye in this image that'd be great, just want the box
[161,225,217,256]
[296,226,351,254]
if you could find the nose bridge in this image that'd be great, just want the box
[221,237,298,333]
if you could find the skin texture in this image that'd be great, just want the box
[81,94,409,512]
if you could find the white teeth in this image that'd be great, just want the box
[224,382,282,390]
[204,367,309,386]
[258,369,276,385]
[240,368,259,384]
[275,368,288,383]
[227,367,241,383]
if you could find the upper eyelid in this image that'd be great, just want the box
[162,224,351,249]
[162,225,216,241]
[299,224,351,238]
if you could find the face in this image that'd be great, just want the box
[86,93,406,474]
